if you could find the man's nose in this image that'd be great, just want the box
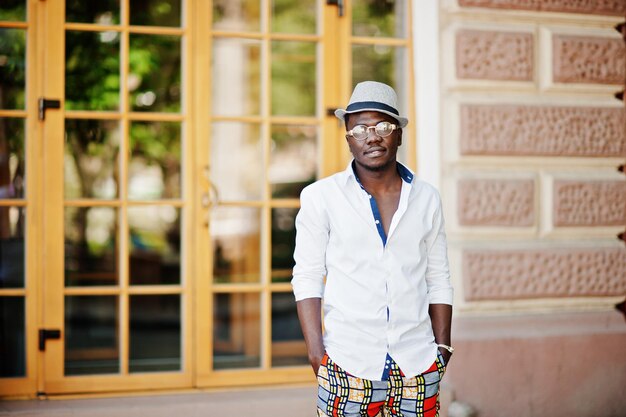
[365,128,383,142]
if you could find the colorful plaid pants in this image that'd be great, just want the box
[316,352,446,417]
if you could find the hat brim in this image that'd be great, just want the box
[335,108,408,128]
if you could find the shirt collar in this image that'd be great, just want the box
[344,160,414,186]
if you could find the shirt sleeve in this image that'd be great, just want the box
[424,192,454,305]
[291,186,329,301]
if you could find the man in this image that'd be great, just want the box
[291,81,454,417]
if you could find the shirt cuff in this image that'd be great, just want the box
[427,287,454,305]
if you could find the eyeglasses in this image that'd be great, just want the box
[346,122,397,141]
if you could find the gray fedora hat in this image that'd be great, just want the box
[334,81,408,128]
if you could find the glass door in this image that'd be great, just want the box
[41,0,192,394]
[195,0,415,387]
[0,0,38,397]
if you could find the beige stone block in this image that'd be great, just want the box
[552,35,625,85]
[456,29,534,81]
[462,247,626,300]
[458,179,535,226]
[553,180,626,226]
[459,104,625,157]
[456,0,626,16]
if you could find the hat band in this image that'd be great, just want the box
[346,101,399,116]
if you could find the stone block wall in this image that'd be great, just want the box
[440,0,626,312]
[438,2,625,416]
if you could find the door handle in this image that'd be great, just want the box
[39,329,61,351]
[327,0,344,17]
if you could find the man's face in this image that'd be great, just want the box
[345,111,402,173]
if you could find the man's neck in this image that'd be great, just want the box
[353,160,401,194]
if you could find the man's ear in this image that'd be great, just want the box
[397,129,403,147]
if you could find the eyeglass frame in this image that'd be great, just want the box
[345,121,398,141]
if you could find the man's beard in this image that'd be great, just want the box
[357,157,395,173]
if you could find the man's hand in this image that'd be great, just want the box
[310,351,325,377]
[296,298,325,377]
[438,347,452,366]
[429,303,453,367]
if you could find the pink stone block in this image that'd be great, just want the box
[554,181,626,226]
[553,35,626,85]
[456,30,534,81]
[463,248,626,300]
[458,179,535,226]
[458,0,626,16]
[460,105,625,157]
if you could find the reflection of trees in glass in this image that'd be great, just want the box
[130,0,181,26]
[65,120,119,199]
[271,41,316,116]
[65,0,120,24]
[0,28,26,109]
[130,122,181,199]
[352,0,397,37]
[352,44,395,88]
[271,0,316,34]
[213,0,261,31]
[0,119,24,200]
[0,0,26,21]
[65,31,120,111]
[129,35,181,113]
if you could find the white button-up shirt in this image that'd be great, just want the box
[291,162,453,380]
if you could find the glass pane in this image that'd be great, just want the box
[0,0,26,21]
[271,0,316,34]
[271,207,296,283]
[0,297,25,377]
[0,207,25,289]
[129,34,181,113]
[65,207,118,287]
[212,38,261,116]
[128,206,181,285]
[130,0,181,27]
[213,292,260,370]
[129,122,181,200]
[65,119,119,199]
[130,295,181,372]
[271,41,316,116]
[66,0,120,24]
[65,296,119,375]
[272,292,307,367]
[352,0,406,38]
[65,31,120,111]
[352,44,406,92]
[213,0,260,32]
[211,206,261,284]
[270,125,317,198]
[211,122,262,201]
[0,118,25,199]
[0,29,26,109]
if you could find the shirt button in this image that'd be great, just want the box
[368,194,372,199]
[385,366,389,369]
[386,360,390,364]
[375,220,380,224]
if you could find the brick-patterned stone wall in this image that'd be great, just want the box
[553,180,626,226]
[457,0,626,16]
[459,105,625,157]
[553,35,626,85]
[463,248,626,300]
[458,179,535,226]
[442,2,625,307]
[456,30,534,81]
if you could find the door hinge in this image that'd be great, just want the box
[38,98,61,120]
[327,0,344,17]
[39,329,61,351]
